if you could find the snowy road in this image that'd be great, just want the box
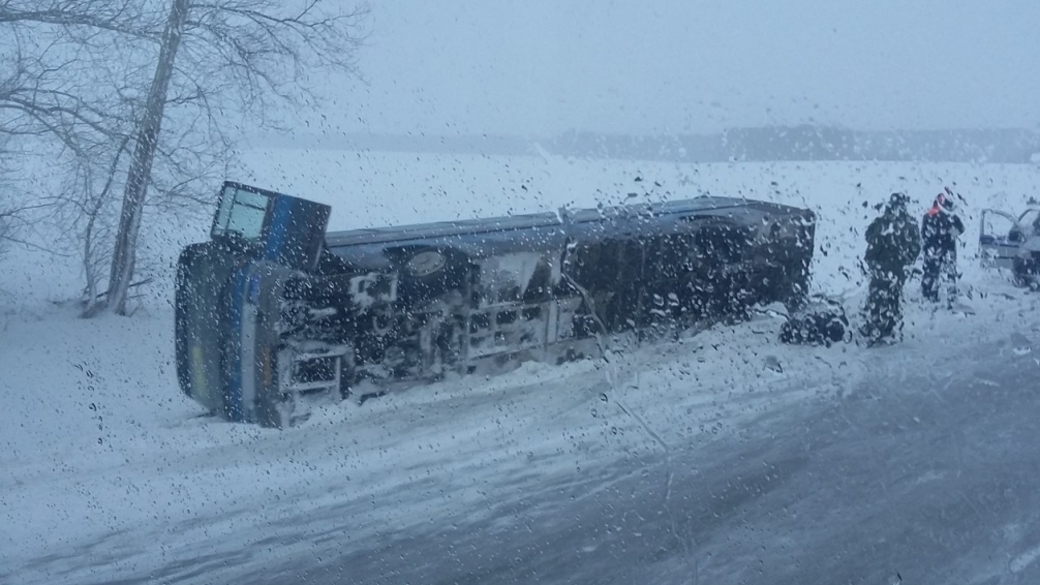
[230,338,1040,585]
[50,312,1039,585]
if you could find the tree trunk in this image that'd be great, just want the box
[105,0,192,315]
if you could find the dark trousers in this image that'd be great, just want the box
[921,251,957,303]
[863,269,907,342]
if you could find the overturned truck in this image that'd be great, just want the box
[175,181,816,428]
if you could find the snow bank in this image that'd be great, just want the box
[1,154,1039,583]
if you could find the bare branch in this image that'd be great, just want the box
[0,0,161,40]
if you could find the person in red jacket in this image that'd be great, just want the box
[920,189,965,305]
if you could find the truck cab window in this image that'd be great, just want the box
[211,184,271,241]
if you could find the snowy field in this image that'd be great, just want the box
[2,151,1040,583]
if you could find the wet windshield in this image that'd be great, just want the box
[4,2,1040,585]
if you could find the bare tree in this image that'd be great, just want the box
[0,122,21,256]
[1,10,135,311]
[0,196,44,259]
[1,7,136,258]
[44,133,132,316]
[107,0,193,315]
[0,0,368,315]
[103,0,369,315]
[0,40,80,261]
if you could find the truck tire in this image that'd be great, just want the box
[388,246,472,303]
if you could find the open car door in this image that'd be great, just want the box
[978,209,1023,270]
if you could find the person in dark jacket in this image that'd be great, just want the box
[860,192,921,345]
[920,189,965,304]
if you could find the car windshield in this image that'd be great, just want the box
[5,3,1040,585]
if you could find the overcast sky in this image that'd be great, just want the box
[308,0,1040,137]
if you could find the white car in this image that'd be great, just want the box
[979,199,1040,287]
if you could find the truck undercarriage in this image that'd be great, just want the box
[175,182,817,428]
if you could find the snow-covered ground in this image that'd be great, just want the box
[1,152,1039,583]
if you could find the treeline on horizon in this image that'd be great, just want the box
[262,126,1040,164]
[545,126,1040,164]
